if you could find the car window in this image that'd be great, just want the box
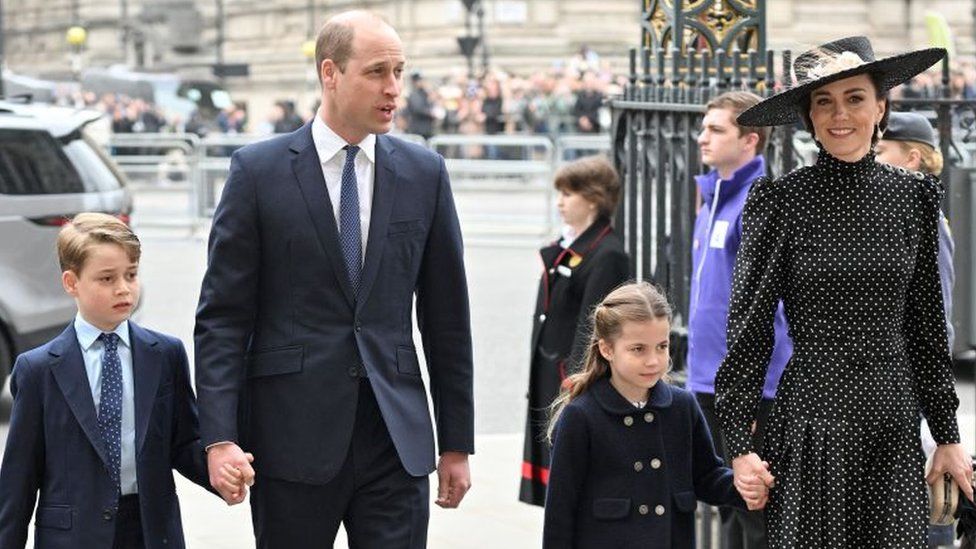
[61,132,125,192]
[0,129,84,195]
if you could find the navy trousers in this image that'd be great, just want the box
[112,495,144,549]
[250,379,429,549]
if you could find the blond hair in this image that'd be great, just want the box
[546,281,672,441]
[57,212,140,274]
[895,140,944,175]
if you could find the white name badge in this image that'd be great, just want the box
[709,220,729,249]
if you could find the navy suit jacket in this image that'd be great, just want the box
[0,323,210,549]
[194,123,474,484]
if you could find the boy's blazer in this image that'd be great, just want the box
[0,323,209,549]
[194,124,475,484]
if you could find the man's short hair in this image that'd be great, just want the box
[314,19,357,76]
[57,212,141,274]
[705,91,771,154]
[553,155,621,218]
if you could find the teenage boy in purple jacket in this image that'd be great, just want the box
[688,91,792,549]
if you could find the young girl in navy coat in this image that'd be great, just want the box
[543,281,766,548]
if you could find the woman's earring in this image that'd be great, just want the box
[875,123,883,141]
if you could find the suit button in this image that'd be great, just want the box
[633,461,644,472]
[638,504,649,515]
[644,412,655,423]
[623,416,634,427]
[162,539,168,545]
[102,509,113,521]
[538,314,547,322]
[347,366,359,377]
[655,505,665,516]
[650,458,662,469]
[355,324,362,332]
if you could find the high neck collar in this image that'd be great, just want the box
[815,143,877,180]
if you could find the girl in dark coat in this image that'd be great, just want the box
[520,156,630,506]
[543,282,755,548]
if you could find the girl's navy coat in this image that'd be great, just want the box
[543,377,743,549]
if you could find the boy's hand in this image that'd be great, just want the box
[207,443,255,505]
[435,451,471,509]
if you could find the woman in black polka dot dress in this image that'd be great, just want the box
[715,36,974,547]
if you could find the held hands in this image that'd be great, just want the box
[207,443,256,505]
[732,452,775,511]
[927,443,975,503]
[435,451,471,509]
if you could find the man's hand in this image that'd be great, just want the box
[435,451,471,509]
[732,452,774,511]
[927,443,974,503]
[207,443,256,505]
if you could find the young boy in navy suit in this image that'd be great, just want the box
[0,213,249,549]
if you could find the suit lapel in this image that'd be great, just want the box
[130,323,162,455]
[358,135,398,308]
[290,123,356,308]
[49,325,110,468]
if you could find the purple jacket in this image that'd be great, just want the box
[688,156,792,399]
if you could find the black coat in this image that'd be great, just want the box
[520,218,630,505]
[543,378,744,549]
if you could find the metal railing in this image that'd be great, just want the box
[105,132,611,240]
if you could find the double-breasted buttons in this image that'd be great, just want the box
[633,461,644,472]
[650,458,662,469]
[644,412,655,423]
[623,416,634,426]
[655,505,665,516]
[638,504,649,515]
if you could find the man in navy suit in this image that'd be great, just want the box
[194,10,475,548]
[0,213,242,549]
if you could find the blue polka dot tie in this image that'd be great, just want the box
[340,145,362,297]
[97,332,122,491]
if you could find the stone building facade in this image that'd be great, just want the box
[3,0,974,119]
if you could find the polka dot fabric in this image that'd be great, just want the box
[714,147,961,547]
[97,332,123,491]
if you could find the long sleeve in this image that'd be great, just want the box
[715,177,790,458]
[936,210,955,350]
[416,156,475,454]
[168,339,214,494]
[0,356,43,549]
[689,396,744,508]
[908,177,959,445]
[193,150,261,447]
[542,405,589,549]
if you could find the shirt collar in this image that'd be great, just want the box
[74,313,130,351]
[311,112,376,165]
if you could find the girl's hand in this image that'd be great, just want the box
[927,443,974,503]
[732,452,775,510]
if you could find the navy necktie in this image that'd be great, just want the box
[97,332,123,491]
[340,145,362,296]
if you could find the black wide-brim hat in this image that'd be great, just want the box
[737,36,946,127]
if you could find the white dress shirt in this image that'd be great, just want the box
[311,114,376,263]
[74,314,138,495]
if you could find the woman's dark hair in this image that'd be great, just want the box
[797,71,890,146]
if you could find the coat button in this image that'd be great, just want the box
[623,416,634,426]
[102,509,113,521]
[347,366,359,377]
[638,504,649,515]
[651,458,662,469]
[655,505,665,516]
[355,324,362,332]
[633,461,644,472]
[538,314,547,322]
[162,539,168,545]
[644,412,655,423]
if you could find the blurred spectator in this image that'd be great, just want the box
[272,100,305,133]
[573,71,604,133]
[405,72,437,139]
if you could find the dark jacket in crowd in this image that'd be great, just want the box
[406,87,436,139]
[520,218,630,506]
[543,377,744,548]
[572,90,603,133]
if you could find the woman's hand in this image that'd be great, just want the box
[927,443,974,502]
[732,452,775,510]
